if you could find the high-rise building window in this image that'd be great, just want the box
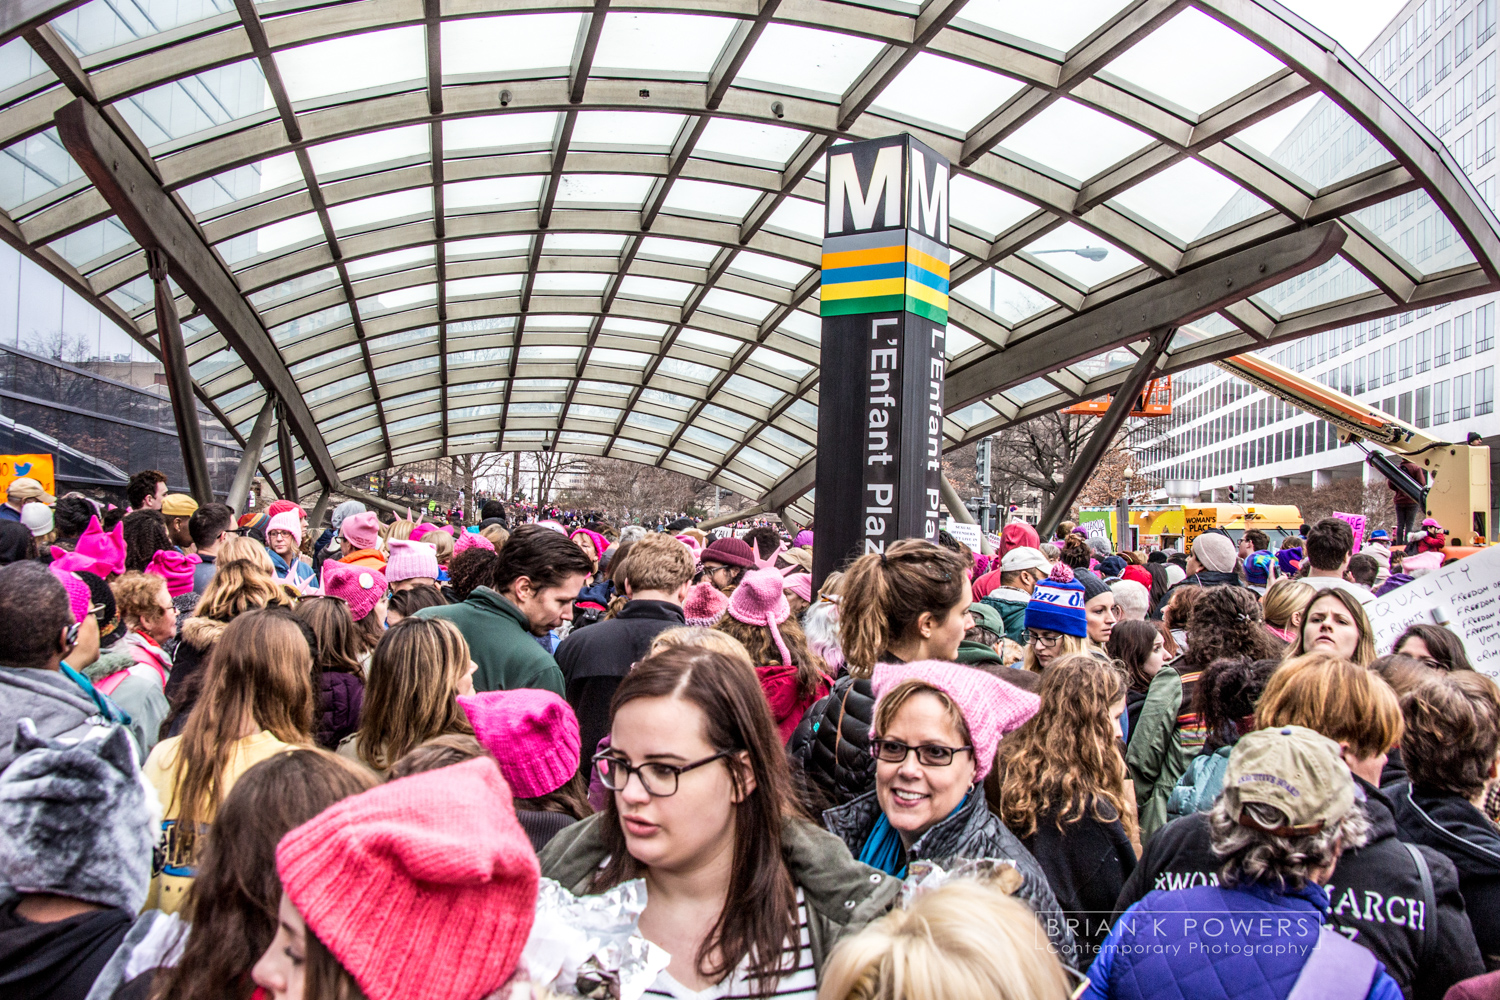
[1481,0,1497,46]
[1478,367,1495,415]
[1440,0,1452,25]
[1482,54,1498,106]
[1438,87,1455,132]
[1384,344,1398,384]
[1400,337,1415,378]
[1435,379,1450,423]
[1399,391,1414,422]
[1456,311,1473,359]
[1419,51,1435,98]
[1481,114,1498,165]
[1477,302,1494,351]
[1455,371,1472,419]
[1417,385,1432,427]
[1340,361,1353,394]
[1458,11,1475,63]
[1402,68,1418,105]
[1354,354,1366,394]
[1436,320,1452,364]
[1458,70,1475,121]
[1438,31,1454,83]
[1417,327,1432,372]
[1421,0,1434,40]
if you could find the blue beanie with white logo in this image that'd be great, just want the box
[1024,563,1088,638]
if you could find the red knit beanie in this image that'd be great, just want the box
[276,757,540,1000]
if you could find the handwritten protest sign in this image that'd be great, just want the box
[1183,507,1216,553]
[1367,543,1500,679]
[944,519,983,553]
[1334,511,1366,554]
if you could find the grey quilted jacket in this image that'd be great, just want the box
[822,788,1081,969]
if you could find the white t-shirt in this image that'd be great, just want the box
[1305,575,1375,604]
[643,889,818,1000]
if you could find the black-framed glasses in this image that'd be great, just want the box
[592,749,733,797]
[1027,629,1064,648]
[869,739,973,767]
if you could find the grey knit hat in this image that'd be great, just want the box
[0,721,159,912]
[1075,568,1111,602]
[330,499,367,533]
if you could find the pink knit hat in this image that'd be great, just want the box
[340,510,381,550]
[569,527,609,563]
[727,568,793,666]
[266,499,302,520]
[69,516,125,578]
[50,566,90,624]
[145,549,201,598]
[385,539,440,583]
[683,580,729,627]
[453,530,495,554]
[457,690,580,799]
[871,660,1041,783]
[265,510,301,548]
[784,573,812,603]
[674,533,702,556]
[276,757,539,1000]
[409,522,441,543]
[322,561,387,621]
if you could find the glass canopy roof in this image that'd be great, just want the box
[1,0,1497,525]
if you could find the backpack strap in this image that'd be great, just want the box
[1286,928,1378,1000]
[1404,841,1438,970]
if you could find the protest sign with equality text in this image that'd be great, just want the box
[1367,543,1500,678]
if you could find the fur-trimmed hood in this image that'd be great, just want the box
[178,615,227,651]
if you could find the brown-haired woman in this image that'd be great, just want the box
[142,609,315,914]
[292,597,366,750]
[790,540,970,807]
[1106,618,1167,747]
[337,617,475,775]
[1392,622,1473,672]
[990,652,1137,960]
[164,537,295,736]
[1128,585,1283,840]
[541,646,899,997]
[1283,587,1376,666]
[143,748,374,1000]
[715,568,831,742]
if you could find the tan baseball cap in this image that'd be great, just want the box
[7,477,54,504]
[1222,725,1355,836]
[161,493,199,517]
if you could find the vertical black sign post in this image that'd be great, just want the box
[812,135,951,588]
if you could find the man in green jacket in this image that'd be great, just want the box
[979,546,1052,645]
[417,524,593,695]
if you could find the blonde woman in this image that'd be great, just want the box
[817,881,1072,1000]
[338,617,476,774]
[1261,577,1314,642]
[163,536,295,737]
[143,609,315,913]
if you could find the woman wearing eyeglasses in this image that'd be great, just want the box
[820,659,1078,968]
[1021,563,1093,672]
[789,540,972,808]
[540,645,899,998]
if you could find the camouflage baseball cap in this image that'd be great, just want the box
[1222,725,1355,836]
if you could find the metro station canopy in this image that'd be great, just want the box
[2,0,1498,523]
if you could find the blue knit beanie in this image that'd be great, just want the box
[1025,563,1088,638]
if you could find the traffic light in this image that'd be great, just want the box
[1227,484,1239,503]
[1244,484,1255,503]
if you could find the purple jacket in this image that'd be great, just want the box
[317,671,364,750]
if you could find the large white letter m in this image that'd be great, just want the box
[908,150,948,244]
[827,145,903,234]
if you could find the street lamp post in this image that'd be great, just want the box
[1033,247,1110,262]
[1118,466,1134,551]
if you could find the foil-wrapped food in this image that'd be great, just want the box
[517,877,670,1000]
[899,857,1025,908]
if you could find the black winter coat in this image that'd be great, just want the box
[822,789,1080,969]
[789,674,877,808]
[1114,779,1486,1000]
[1022,800,1136,960]
[555,600,686,774]
[1387,780,1500,971]
[0,898,132,1000]
[316,671,364,750]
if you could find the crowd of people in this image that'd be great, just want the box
[0,468,1498,1000]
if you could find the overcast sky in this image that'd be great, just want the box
[1282,0,1412,52]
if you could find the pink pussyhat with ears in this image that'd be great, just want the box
[727,549,795,665]
[453,530,495,554]
[66,516,126,578]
